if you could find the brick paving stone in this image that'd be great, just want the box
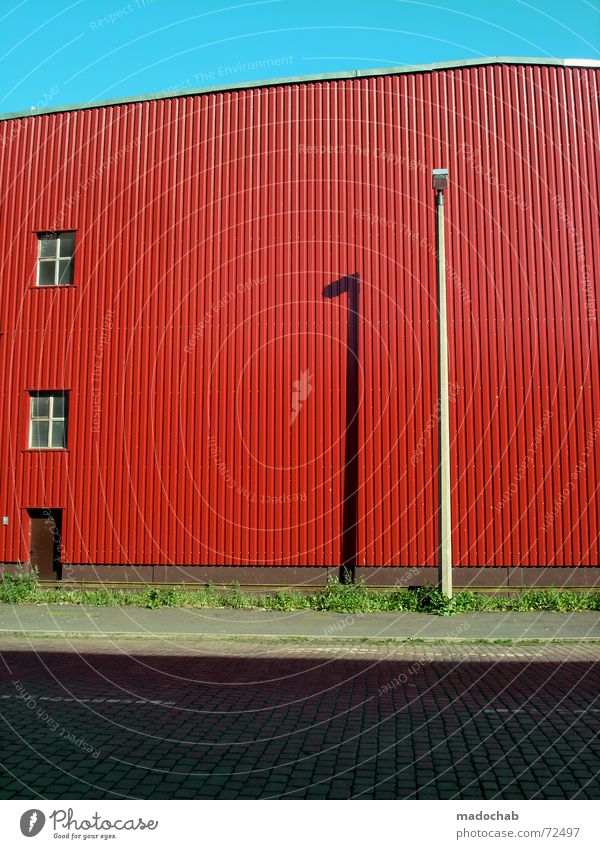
[0,637,598,799]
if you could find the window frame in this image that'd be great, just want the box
[35,231,76,288]
[28,391,69,450]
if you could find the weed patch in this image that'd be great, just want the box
[1,571,599,616]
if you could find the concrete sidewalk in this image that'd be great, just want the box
[0,603,599,642]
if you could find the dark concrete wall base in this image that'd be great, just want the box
[1,563,332,586]
[2,563,600,588]
[355,566,600,588]
[1,563,600,589]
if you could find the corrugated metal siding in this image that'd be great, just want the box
[0,63,598,567]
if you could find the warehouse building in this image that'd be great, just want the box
[0,57,598,587]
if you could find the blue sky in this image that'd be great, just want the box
[1,0,598,113]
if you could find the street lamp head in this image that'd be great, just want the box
[432,168,449,191]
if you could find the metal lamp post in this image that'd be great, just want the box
[432,168,452,598]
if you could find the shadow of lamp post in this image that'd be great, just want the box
[323,273,360,583]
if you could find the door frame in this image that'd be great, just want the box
[24,507,64,580]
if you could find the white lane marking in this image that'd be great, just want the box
[483,707,600,715]
[0,695,175,705]
[1,694,598,714]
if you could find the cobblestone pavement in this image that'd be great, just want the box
[0,636,598,799]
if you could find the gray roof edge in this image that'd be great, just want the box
[1,56,599,123]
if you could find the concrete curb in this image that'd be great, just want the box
[1,629,600,645]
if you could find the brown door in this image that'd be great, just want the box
[28,509,62,580]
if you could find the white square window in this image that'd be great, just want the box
[29,392,68,449]
[36,232,75,287]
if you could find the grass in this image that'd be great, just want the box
[1,569,599,615]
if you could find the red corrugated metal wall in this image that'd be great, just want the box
[0,62,599,568]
